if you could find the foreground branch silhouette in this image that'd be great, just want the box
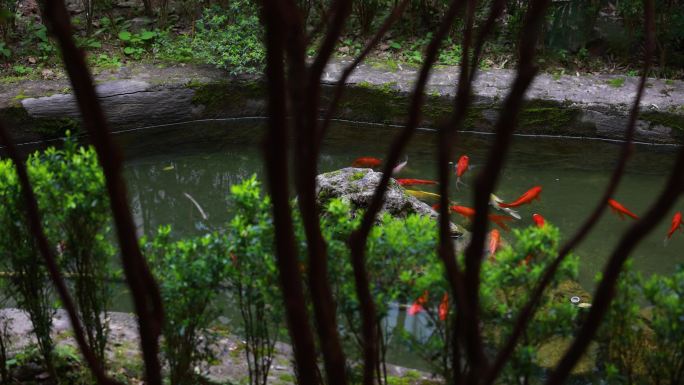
[0,0,671,384]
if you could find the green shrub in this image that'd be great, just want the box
[155,3,265,74]
[596,262,649,384]
[0,153,57,378]
[28,138,114,365]
[643,265,684,385]
[226,176,284,385]
[480,225,580,384]
[145,225,231,385]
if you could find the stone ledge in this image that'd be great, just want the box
[1,61,682,144]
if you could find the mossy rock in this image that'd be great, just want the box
[536,336,598,375]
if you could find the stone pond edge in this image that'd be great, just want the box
[0,60,682,145]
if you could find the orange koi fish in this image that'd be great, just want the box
[397,178,438,187]
[455,155,469,189]
[449,205,512,231]
[667,212,682,239]
[488,229,500,257]
[498,186,542,208]
[489,214,513,232]
[608,199,638,220]
[439,292,449,321]
[408,291,429,316]
[450,205,475,219]
[352,157,381,168]
[532,213,546,228]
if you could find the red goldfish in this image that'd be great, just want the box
[450,205,475,219]
[439,292,449,321]
[532,213,546,228]
[397,178,438,187]
[408,291,429,316]
[608,199,638,220]
[488,229,500,257]
[666,212,682,239]
[455,155,469,188]
[498,186,542,208]
[352,157,381,168]
[449,205,512,231]
[489,214,513,232]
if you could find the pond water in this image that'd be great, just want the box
[109,118,684,370]
[116,118,684,286]
[20,118,676,372]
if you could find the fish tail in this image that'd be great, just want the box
[455,177,465,190]
[664,237,670,247]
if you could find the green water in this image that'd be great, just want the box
[112,118,682,371]
[118,119,684,287]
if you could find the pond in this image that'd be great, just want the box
[96,118,684,370]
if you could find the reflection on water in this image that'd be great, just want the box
[112,119,683,370]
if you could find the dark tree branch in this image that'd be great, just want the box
[261,2,321,385]
[483,0,655,382]
[275,1,352,384]
[0,122,120,385]
[317,0,410,146]
[41,2,164,384]
[460,0,551,380]
[347,2,466,384]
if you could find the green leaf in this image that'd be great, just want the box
[118,31,132,41]
[123,46,135,55]
[140,30,156,40]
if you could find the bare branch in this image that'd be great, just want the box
[460,0,552,380]
[318,0,410,145]
[483,0,655,382]
[41,2,164,384]
[348,1,466,384]
[260,2,321,385]
[0,122,121,385]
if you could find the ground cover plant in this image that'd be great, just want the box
[0,0,682,78]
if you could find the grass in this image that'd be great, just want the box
[607,77,626,88]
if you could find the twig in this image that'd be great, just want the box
[260,2,321,384]
[317,0,410,146]
[41,2,164,384]
[0,121,120,385]
[483,0,655,382]
[348,1,466,384]
[460,0,551,380]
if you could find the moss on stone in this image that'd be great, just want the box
[641,111,684,131]
[190,79,266,115]
[517,99,596,136]
[350,171,366,181]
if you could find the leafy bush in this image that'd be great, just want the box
[643,265,684,385]
[0,153,57,378]
[226,176,284,385]
[0,137,115,375]
[596,262,649,384]
[145,226,231,385]
[118,30,157,59]
[155,3,265,74]
[480,225,580,384]
[29,138,114,365]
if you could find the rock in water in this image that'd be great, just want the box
[315,167,466,240]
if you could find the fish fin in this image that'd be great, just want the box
[505,208,521,220]
[664,237,670,247]
[455,177,466,190]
